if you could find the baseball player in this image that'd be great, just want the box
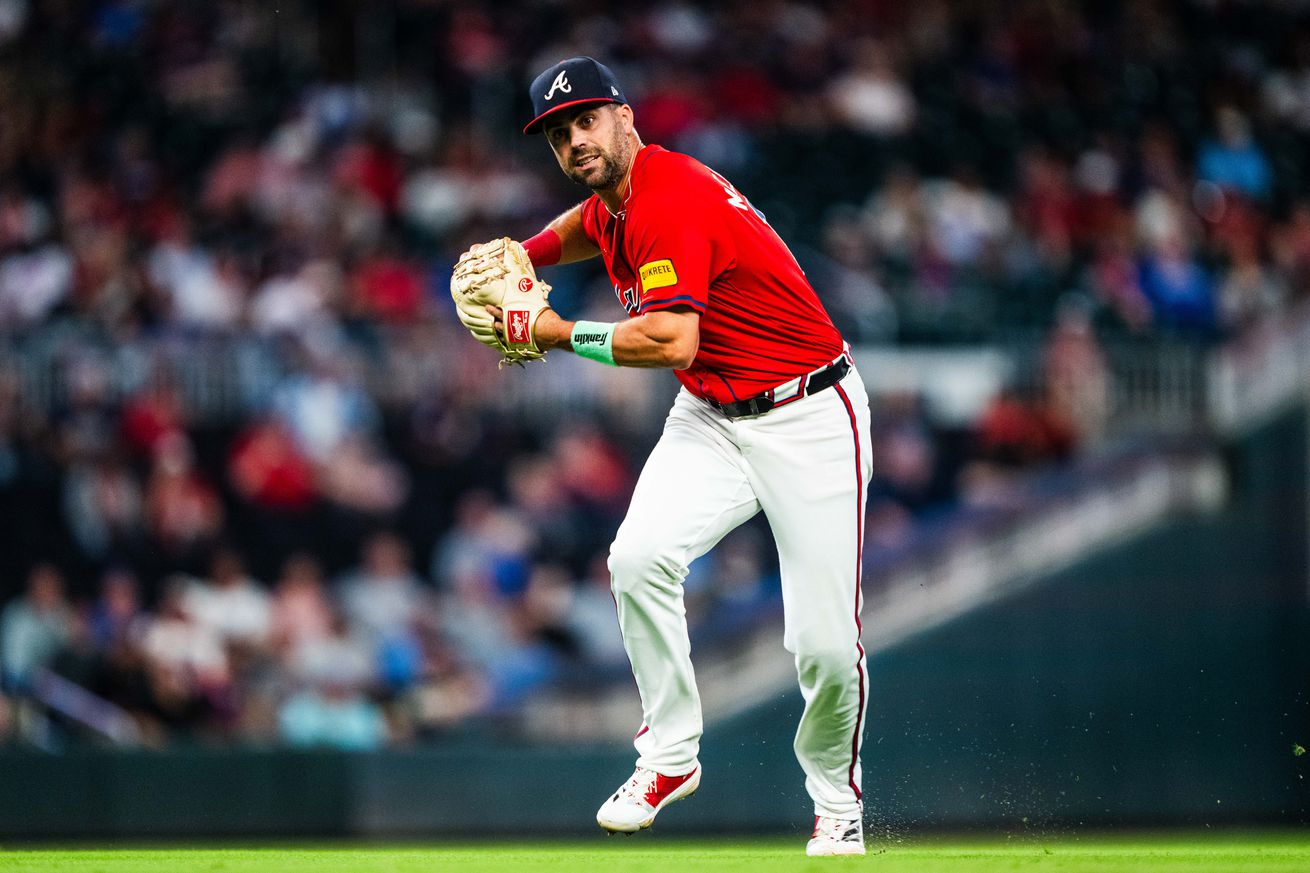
[453,57,872,857]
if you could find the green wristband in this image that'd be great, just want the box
[570,320,617,366]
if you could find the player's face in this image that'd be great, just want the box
[544,104,632,191]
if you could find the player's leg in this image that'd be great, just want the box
[600,390,760,830]
[742,368,872,849]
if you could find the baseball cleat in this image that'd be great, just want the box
[595,764,701,833]
[806,815,866,856]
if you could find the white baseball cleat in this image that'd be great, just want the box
[596,764,701,833]
[806,815,866,856]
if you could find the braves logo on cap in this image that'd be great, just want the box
[507,310,531,345]
[544,71,571,101]
[524,57,628,134]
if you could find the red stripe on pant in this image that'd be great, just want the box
[833,382,866,803]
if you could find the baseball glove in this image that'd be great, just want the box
[450,237,551,367]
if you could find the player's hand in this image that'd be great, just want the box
[450,238,551,366]
[487,304,562,347]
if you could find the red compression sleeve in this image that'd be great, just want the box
[522,228,562,268]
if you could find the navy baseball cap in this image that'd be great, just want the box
[523,57,627,135]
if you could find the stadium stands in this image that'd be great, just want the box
[3,0,1310,748]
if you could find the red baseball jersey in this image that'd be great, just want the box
[579,145,843,403]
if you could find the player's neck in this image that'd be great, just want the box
[597,137,643,215]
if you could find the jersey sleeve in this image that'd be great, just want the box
[626,195,718,315]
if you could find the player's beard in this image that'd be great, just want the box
[567,129,631,191]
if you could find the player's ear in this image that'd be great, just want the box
[616,103,635,134]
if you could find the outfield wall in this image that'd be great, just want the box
[2,409,1307,838]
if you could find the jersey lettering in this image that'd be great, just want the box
[708,168,748,212]
[617,283,639,314]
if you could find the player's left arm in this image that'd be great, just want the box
[541,307,699,369]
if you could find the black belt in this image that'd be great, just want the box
[709,357,851,419]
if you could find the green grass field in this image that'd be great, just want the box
[2,834,1308,873]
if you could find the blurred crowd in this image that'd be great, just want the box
[3,0,1309,745]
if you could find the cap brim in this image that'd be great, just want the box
[522,98,621,135]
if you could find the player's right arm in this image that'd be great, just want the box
[525,201,599,266]
[550,202,601,264]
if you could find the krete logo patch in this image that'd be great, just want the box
[639,259,678,295]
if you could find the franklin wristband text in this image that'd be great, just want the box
[570,320,617,366]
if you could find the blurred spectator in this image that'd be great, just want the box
[120,382,186,460]
[272,355,380,464]
[249,260,341,336]
[828,39,915,137]
[1085,230,1153,333]
[552,425,632,516]
[974,390,1075,470]
[144,433,225,559]
[819,215,898,342]
[82,569,155,733]
[868,393,940,513]
[862,165,926,263]
[925,170,1011,268]
[87,568,147,654]
[1264,31,1310,131]
[1015,150,1077,263]
[440,563,555,710]
[278,682,388,751]
[0,239,72,328]
[139,580,231,731]
[349,245,426,324]
[404,624,491,732]
[229,418,318,512]
[318,435,408,515]
[1271,203,1310,295]
[518,563,582,659]
[63,451,143,561]
[433,490,535,597]
[1218,235,1287,333]
[1196,108,1272,202]
[280,608,387,750]
[287,610,374,690]
[337,532,431,650]
[147,230,245,329]
[568,553,627,669]
[1137,233,1218,337]
[182,548,272,648]
[0,690,12,745]
[269,554,334,655]
[1,565,73,692]
[1042,297,1110,445]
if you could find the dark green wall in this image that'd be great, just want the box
[2,411,1307,838]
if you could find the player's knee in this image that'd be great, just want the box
[793,637,860,684]
[607,539,680,596]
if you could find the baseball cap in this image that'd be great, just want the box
[523,57,628,135]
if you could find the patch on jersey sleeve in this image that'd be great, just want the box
[639,259,678,295]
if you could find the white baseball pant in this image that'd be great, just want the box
[607,361,872,820]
